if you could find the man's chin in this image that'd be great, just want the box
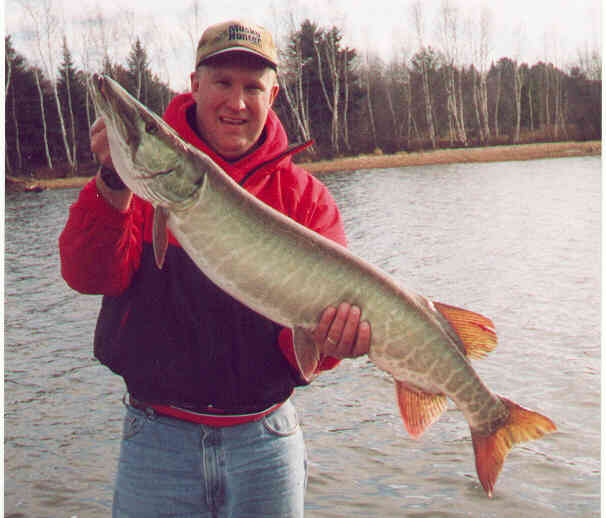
[215,142,253,161]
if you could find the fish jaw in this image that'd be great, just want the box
[90,74,205,209]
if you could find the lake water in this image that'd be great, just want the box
[5,156,600,517]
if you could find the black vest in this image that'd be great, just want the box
[93,243,304,413]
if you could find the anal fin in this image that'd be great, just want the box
[434,302,498,359]
[395,380,448,439]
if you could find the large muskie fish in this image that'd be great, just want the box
[90,74,555,497]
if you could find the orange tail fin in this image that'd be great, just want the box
[471,397,556,497]
[395,380,448,439]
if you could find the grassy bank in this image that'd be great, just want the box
[9,140,601,191]
[303,140,601,175]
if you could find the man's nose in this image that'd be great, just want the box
[225,87,246,111]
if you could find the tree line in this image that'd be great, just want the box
[5,17,601,178]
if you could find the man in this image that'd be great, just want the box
[60,20,370,517]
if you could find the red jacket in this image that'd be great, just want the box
[59,94,346,420]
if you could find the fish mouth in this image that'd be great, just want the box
[134,168,175,180]
[91,73,142,151]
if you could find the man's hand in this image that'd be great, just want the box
[90,118,115,169]
[91,118,133,211]
[313,303,371,359]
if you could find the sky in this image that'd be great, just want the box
[4,0,602,92]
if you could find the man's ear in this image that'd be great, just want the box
[269,83,279,107]
[190,71,200,93]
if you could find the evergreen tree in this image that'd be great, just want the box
[410,46,440,148]
[5,35,56,174]
[122,38,172,115]
[274,20,361,158]
[126,38,151,104]
[57,36,89,172]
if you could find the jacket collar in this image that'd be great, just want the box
[163,93,311,186]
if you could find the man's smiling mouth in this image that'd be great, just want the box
[220,116,246,125]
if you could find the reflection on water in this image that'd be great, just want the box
[5,157,600,517]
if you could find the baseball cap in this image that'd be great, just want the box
[195,20,278,70]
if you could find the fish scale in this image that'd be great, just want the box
[90,73,556,498]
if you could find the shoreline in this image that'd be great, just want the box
[8,140,601,191]
[303,140,601,175]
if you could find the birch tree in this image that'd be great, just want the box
[467,6,492,143]
[437,0,466,145]
[493,62,502,137]
[512,62,525,143]
[278,16,314,148]
[511,24,527,144]
[33,67,53,168]
[20,0,74,171]
[58,36,78,172]
[5,37,18,172]
[363,51,378,151]
[314,27,342,154]
[341,47,351,152]
[543,30,567,139]
[411,1,437,148]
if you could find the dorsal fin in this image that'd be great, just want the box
[434,302,497,359]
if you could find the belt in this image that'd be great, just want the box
[127,394,283,427]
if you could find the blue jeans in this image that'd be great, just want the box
[112,397,307,517]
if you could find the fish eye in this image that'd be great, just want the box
[145,122,158,134]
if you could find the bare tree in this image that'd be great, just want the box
[76,11,98,141]
[276,13,314,148]
[543,29,567,140]
[5,43,19,173]
[363,51,378,151]
[512,62,525,143]
[314,28,342,154]
[576,42,601,81]
[411,1,437,149]
[467,6,492,143]
[493,63,502,137]
[512,23,527,144]
[182,0,204,58]
[437,0,466,146]
[20,0,75,171]
[33,67,53,169]
[341,49,351,152]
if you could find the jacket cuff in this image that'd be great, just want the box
[80,178,133,223]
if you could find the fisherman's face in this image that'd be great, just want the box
[191,54,279,161]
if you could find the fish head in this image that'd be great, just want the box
[90,74,206,209]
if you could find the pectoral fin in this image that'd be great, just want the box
[152,206,170,269]
[293,327,321,383]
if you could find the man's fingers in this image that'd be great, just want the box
[313,305,337,345]
[351,320,371,357]
[339,304,360,351]
[312,303,370,359]
[325,302,352,347]
[90,118,115,169]
[90,117,106,138]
